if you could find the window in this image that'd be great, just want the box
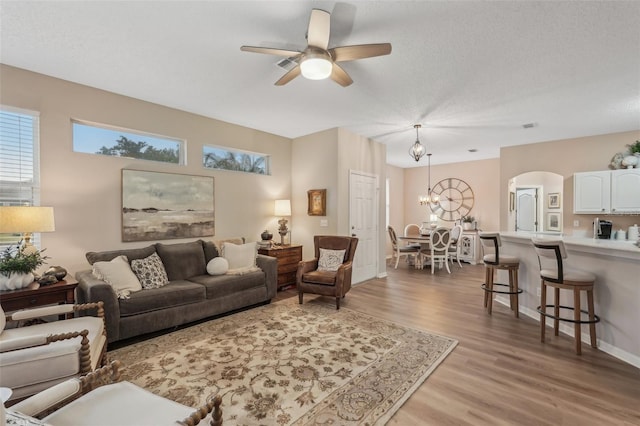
[0,106,41,248]
[72,120,184,164]
[203,145,269,175]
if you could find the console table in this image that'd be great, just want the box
[0,279,78,318]
[258,245,302,290]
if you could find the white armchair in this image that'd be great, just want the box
[0,302,107,402]
[7,360,223,426]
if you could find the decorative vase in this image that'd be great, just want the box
[622,155,639,168]
[463,222,473,231]
[0,272,35,291]
[260,230,273,241]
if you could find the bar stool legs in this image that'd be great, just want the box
[482,264,521,318]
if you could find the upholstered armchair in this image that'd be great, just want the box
[296,235,358,309]
[0,302,107,403]
[7,360,223,426]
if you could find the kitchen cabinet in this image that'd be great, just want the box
[573,169,640,214]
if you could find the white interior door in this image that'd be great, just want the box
[516,188,538,232]
[349,171,378,284]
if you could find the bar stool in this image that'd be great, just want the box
[532,239,599,355]
[479,233,522,317]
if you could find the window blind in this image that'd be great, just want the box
[0,106,41,249]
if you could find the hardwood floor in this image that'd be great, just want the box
[276,262,640,425]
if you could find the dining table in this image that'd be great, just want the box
[398,234,432,269]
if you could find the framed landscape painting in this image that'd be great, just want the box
[121,169,214,242]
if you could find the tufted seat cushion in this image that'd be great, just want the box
[540,268,596,283]
[483,254,520,265]
[0,316,105,400]
[42,381,195,426]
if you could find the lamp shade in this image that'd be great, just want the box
[274,199,291,217]
[0,206,55,233]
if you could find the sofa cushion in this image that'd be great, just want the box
[223,242,258,273]
[118,281,206,317]
[92,255,142,299]
[86,245,156,265]
[131,253,169,289]
[155,241,206,281]
[188,271,265,299]
[200,240,219,263]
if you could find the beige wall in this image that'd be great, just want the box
[403,158,502,232]
[0,65,292,275]
[501,130,640,235]
[386,164,404,257]
[292,128,387,278]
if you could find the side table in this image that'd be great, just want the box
[258,245,302,290]
[0,279,79,319]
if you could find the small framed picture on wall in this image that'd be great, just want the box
[547,212,561,231]
[548,193,561,209]
[307,189,326,216]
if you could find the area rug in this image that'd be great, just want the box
[110,299,457,425]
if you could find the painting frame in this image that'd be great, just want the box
[547,212,561,232]
[548,192,561,209]
[307,189,327,216]
[121,169,214,242]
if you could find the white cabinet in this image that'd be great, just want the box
[611,169,640,213]
[574,171,610,213]
[574,169,640,214]
[459,231,481,265]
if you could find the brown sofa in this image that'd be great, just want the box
[75,240,277,343]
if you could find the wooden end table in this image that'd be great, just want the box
[258,244,302,290]
[0,279,78,319]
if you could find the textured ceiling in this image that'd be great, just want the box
[1,1,639,167]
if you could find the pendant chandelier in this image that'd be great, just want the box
[418,153,440,205]
[408,124,426,162]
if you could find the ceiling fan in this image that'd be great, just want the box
[240,8,392,87]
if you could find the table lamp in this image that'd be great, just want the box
[274,199,291,245]
[0,206,55,253]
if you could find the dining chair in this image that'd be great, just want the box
[388,226,420,269]
[448,224,464,268]
[419,227,451,274]
[403,224,422,249]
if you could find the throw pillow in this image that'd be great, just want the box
[318,248,346,272]
[92,255,142,299]
[214,237,245,257]
[206,257,229,275]
[223,242,259,274]
[130,252,169,289]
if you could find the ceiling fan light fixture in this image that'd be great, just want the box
[300,52,333,80]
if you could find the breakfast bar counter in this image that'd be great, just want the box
[496,232,640,367]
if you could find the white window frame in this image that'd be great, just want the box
[202,144,270,175]
[72,119,185,165]
[0,105,42,249]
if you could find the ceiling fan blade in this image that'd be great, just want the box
[241,46,302,57]
[307,9,330,49]
[330,63,353,87]
[330,43,392,62]
[275,65,301,86]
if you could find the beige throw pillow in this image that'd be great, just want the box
[92,255,142,299]
[318,248,346,272]
[223,242,260,274]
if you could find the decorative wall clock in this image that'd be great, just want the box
[429,178,475,222]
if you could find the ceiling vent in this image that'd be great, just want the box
[522,122,538,129]
[276,57,298,71]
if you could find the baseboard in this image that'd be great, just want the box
[494,296,640,369]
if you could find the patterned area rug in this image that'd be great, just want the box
[110,299,457,425]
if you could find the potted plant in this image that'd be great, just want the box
[461,215,475,230]
[627,140,640,155]
[0,242,48,290]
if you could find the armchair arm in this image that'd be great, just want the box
[0,334,49,353]
[335,261,354,296]
[7,302,104,322]
[296,259,319,285]
[10,360,122,419]
[76,270,120,342]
